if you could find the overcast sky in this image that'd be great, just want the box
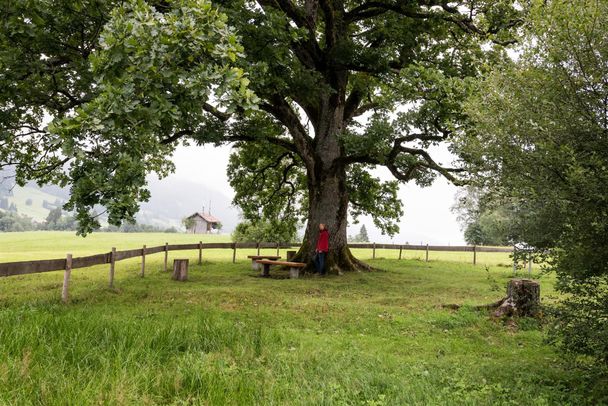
[169,144,466,245]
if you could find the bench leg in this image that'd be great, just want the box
[262,263,270,277]
[289,267,300,279]
[252,260,259,271]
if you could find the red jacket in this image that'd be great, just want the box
[316,229,329,252]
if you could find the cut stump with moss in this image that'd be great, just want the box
[493,279,540,317]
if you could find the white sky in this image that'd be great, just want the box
[171,144,466,245]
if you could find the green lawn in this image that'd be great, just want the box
[0,232,602,405]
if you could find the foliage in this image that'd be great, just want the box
[231,220,297,243]
[39,207,77,231]
[453,187,516,246]
[1,0,523,243]
[0,211,36,232]
[349,224,370,243]
[182,216,196,232]
[102,222,178,233]
[0,0,256,234]
[459,0,608,365]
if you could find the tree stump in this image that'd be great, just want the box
[172,259,189,281]
[287,250,296,261]
[493,279,540,317]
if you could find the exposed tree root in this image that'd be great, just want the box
[441,279,541,318]
[288,244,375,275]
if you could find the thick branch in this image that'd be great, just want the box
[260,96,315,169]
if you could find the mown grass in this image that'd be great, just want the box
[0,232,604,405]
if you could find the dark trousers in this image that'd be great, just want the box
[314,251,326,274]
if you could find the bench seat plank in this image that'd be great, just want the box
[255,260,306,267]
[255,259,307,279]
[248,255,281,271]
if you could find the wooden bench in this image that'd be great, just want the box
[247,255,281,271]
[256,259,306,279]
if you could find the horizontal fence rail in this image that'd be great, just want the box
[0,242,514,278]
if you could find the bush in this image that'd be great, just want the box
[549,275,608,365]
[232,220,297,243]
[0,211,36,231]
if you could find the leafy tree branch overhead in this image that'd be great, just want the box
[0,0,523,272]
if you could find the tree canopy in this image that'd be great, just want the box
[1,0,522,270]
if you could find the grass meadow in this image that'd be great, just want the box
[0,232,604,405]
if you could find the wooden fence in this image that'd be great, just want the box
[0,241,514,302]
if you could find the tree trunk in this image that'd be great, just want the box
[292,111,371,273]
[292,169,371,274]
[291,73,372,274]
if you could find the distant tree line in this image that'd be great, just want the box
[102,223,178,233]
[0,207,178,233]
[232,220,298,243]
[349,225,370,243]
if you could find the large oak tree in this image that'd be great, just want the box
[0,0,521,272]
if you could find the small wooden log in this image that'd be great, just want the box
[287,250,296,261]
[172,259,189,281]
[425,244,429,262]
[62,254,72,303]
[109,247,116,288]
[398,245,403,260]
[372,242,376,259]
[198,241,203,265]
[494,279,541,318]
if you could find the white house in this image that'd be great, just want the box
[186,212,221,234]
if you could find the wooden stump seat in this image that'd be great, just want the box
[255,259,306,279]
[172,259,189,281]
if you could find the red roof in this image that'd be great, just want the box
[189,212,220,223]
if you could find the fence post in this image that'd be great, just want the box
[473,245,477,265]
[164,243,168,272]
[399,245,403,260]
[528,253,532,276]
[140,245,146,277]
[276,242,280,257]
[425,244,429,262]
[513,245,517,275]
[257,242,260,256]
[198,241,203,265]
[109,247,116,288]
[232,242,237,263]
[372,242,376,259]
[62,253,72,303]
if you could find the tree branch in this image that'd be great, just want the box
[260,95,315,169]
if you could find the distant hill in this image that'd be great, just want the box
[0,168,240,231]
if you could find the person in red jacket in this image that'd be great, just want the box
[315,223,329,275]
